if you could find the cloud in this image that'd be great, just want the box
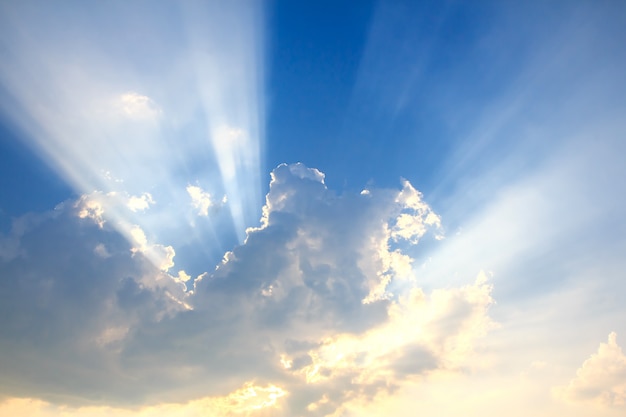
[0,0,266,258]
[187,185,226,217]
[127,193,155,212]
[391,179,443,243]
[118,92,162,121]
[555,332,626,407]
[276,272,494,413]
[0,197,189,405]
[128,224,176,272]
[0,164,493,416]
[75,193,107,228]
[0,383,287,417]
[73,191,176,271]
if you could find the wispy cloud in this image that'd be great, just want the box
[118,92,162,121]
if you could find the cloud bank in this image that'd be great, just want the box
[0,163,493,416]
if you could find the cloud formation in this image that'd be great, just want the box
[0,164,493,416]
[555,332,626,407]
[0,0,266,267]
[187,185,226,217]
[118,92,162,121]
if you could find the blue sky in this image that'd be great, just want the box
[1,1,626,416]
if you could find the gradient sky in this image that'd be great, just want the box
[1,1,626,416]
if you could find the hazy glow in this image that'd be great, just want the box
[0,382,287,417]
[283,271,494,386]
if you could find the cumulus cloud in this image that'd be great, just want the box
[0,164,493,416]
[187,185,226,217]
[127,193,155,212]
[0,198,189,405]
[75,191,155,224]
[128,224,176,272]
[73,191,176,271]
[391,179,443,243]
[75,193,107,228]
[555,332,626,407]
[276,272,494,412]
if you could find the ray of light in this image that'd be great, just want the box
[0,0,266,275]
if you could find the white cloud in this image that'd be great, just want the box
[555,332,626,407]
[187,185,225,217]
[129,224,148,250]
[279,271,494,410]
[128,224,175,272]
[127,193,155,212]
[391,180,443,243]
[118,92,162,121]
[188,164,488,415]
[0,164,489,417]
[75,193,107,228]
[72,191,175,272]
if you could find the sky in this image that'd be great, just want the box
[0,1,625,416]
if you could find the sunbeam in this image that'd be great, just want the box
[0,0,265,275]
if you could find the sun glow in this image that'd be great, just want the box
[0,382,287,417]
